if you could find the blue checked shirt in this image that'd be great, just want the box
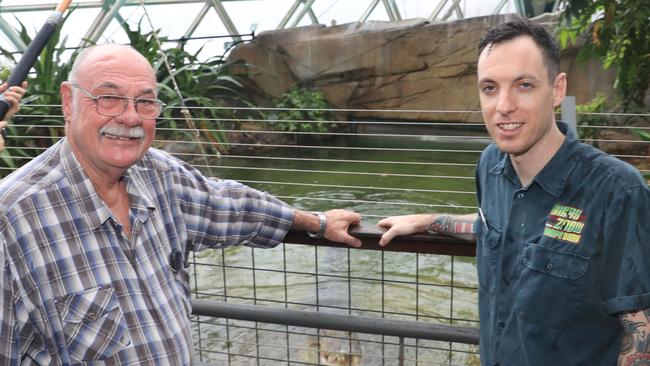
[0,139,294,365]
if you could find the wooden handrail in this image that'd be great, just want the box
[284,223,476,257]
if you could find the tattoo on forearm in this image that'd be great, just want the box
[428,215,475,235]
[619,310,650,365]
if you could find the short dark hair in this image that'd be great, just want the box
[478,19,560,81]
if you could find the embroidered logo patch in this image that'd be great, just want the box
[543,204,586,244]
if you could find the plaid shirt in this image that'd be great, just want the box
[0,139,294,365]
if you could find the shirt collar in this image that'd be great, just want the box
[60,139,112,230]
[534,122,580,197]
[489,153,517,185]
[487,122,580,197]
[59,139,157,229]
[123,159,158,214]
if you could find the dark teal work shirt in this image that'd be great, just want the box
[475,122,650,365]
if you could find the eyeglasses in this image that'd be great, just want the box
[70,83,165,119]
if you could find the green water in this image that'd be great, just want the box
[215,135,484,215]
[191,135,487,365]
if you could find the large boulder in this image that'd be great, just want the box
[227,13,616,123]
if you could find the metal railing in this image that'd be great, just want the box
[187,225,481,365]
[190,226,480,366]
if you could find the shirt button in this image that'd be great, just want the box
[87,312,97,320]
[516,192,524,198]
[137,211,149,222]
[546,262,554,270]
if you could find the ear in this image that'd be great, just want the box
[60,82,73,123]
[552,72,567,108]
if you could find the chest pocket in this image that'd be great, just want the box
[516,243,589,328]
[55,284,131,361]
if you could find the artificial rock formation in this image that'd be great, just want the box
[227,13,616,123]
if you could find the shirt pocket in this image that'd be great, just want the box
[477,226,502,290]
[55,284,131,361]
[516,242,589,328]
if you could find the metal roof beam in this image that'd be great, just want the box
[360,0,403,22]
[359,0,380,22]
[383,0,402,21]
[207,0,241,41]
[430,0,464,21]
[180,1,211,45]
[277,0,319,29]
[429,0,447,21]
[306,5,318,25]
[0,0,529,49]
[289,0,316,28]
[449,0,463,19]
[79,0,127,48]
[0,0,234,13]
[277,0,302,29]
[493,0,509,14]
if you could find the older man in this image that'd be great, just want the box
[379,19,650,365]
[0,44,360,364]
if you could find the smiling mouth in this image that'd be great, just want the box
[101,132,143,141]
[497,122,523,131]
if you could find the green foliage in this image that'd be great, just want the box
[631,128,650,142]
[0,67,10,82]
[121,20,253,154]
[560,0,650,110]
[575,94,608,144]
[0,11,77,172]
[269,88,332,133]
[630,129,650,179]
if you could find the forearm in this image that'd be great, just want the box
[427,213,478,242]
[618,308,650,365]
[378,213,477,246]
[291,209,320,233]
[290,209,362,247]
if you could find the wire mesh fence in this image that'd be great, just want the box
[2,104,648,365]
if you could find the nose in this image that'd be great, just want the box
[495,89,516,117]
[117,98,142,126]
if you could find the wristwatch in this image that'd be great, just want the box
[307,212,327,239]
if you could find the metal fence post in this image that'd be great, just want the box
[562,96,577,135]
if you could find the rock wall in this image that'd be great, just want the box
[227,14,617,123]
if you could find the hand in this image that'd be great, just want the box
[0,120,6,151]
[323,209,362,248]
[0,81,28,121]
[377,214,434,246]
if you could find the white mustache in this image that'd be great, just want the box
[99,124,145,139]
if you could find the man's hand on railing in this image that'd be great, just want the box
[322,209,362,247]
[291,209,362,248]
[378,213,478,246]
[377,214,436,246]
